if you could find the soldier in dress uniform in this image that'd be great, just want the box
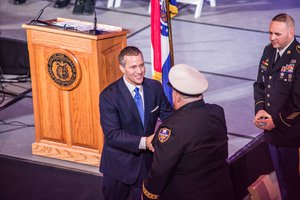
[142,64,234,200]
[253,13,300,200]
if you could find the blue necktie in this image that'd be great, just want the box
[134,87,144,125]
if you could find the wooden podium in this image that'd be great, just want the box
[23,18,127,166]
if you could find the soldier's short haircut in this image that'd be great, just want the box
[272,13,295,27]
[118,46,143,67]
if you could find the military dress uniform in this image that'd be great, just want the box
[142,99,234,200]
[254,39,300,145]
[253,38,300,199]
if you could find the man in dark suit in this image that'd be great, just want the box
[142,64,234,200]
[253,13,300,200]
[99,46,173,200]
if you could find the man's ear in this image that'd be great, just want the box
[174,91,181,102]
[119,65,125,73]
[288,26,295,38]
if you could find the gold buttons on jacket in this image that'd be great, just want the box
[267,103,270,107]
[269,76,272,80]
[267,94,270,98]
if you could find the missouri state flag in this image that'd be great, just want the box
[151,0,178,104]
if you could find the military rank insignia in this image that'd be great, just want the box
[158,128,171,143]
[296,45,300,54]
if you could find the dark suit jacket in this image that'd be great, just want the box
[143,100,234,200]
[99,77,173,184]
[254,39,300,147]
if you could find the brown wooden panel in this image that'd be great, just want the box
[98,35,126,90]
[32,142,100,166]
[23,20,128,165]
[34,45,65,142]
[30,30,92,54]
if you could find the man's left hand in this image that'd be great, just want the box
[258,117,276,131]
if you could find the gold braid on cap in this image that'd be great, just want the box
[142,181,159,199]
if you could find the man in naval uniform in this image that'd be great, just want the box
[253,13,300,200]
[142,64,234,200]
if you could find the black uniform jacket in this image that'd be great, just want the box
[142,99,234,200]
[253,39,300,147]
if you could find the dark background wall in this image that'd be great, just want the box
[0,37,30,75]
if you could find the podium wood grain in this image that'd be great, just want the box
[23,22,127,166]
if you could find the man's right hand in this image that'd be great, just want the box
[253,110,272,129]
[146,134,155,152]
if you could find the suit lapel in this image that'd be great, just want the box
[143,79,151,133]
[118,79,144,128]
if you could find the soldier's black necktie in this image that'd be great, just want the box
[274,52,280,66]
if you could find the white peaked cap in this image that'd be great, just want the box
[168,64,209,95]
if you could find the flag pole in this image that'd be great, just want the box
[165,0,175,67]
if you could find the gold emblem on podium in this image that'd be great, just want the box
[46,49,81,90]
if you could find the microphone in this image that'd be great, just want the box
[29,2,54,26]
[89,1,102,35]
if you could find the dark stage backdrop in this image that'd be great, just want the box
[0,155,103,200]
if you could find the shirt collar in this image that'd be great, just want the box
[123,76,143,94]
[277,38,294,56]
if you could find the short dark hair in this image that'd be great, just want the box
[272,13,294,27]
[118,46,143,67]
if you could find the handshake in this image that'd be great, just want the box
[146,134,155,152]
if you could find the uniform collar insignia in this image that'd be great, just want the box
[296,45,300,54]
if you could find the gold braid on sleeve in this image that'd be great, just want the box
[142,181,159,199]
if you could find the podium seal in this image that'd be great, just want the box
[46,49,81,90]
